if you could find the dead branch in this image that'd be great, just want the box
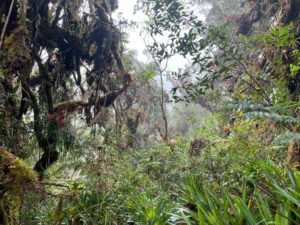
[0,0,15,48]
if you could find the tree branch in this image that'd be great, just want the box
[0,0,14,49]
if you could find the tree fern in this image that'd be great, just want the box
[223,102,300,145]
[223,102,291,114]
[243,112,300,125]
[223,103,271,112]
[272,132,300,145]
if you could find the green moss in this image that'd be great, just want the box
[7,194,21,225]
[0,148,38,225]
[0,26,31,72]
[0,148,38,194]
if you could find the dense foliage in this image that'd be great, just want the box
[1,0,300,224]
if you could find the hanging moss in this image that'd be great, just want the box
[0,26,31,73]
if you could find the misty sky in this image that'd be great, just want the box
[114,0,188,71]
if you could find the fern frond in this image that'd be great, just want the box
[272,132,300,145]
[223,103,288,114]
[243,112,300,125]
[223,103,270,112]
